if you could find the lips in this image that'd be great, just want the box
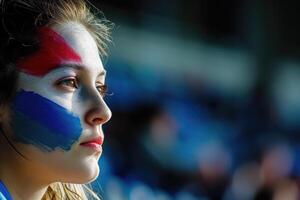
[80,137,103,146]
[80,137,103,152]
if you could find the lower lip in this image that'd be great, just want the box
[80,143,102,152]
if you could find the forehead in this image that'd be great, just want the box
[52,22,103,71]
[17,22,103,76]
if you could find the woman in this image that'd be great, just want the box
[0,0,113,199]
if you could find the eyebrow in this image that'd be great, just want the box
[55,63,106,77]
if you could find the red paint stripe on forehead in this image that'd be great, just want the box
[16,27,81,76]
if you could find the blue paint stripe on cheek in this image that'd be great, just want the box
[11,90,82,151]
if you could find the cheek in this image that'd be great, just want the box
[10,90,82,152]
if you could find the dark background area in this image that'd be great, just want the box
[89,0,300,199]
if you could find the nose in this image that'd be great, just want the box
[84,100,112,126]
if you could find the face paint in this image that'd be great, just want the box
[11,90,82,151]
[16,27,81,77]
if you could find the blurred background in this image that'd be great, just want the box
[89,0,300,199]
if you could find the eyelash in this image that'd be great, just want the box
[56,77,110,97]
[57,77,78,89]
[96,84,109,97]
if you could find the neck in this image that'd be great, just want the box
[0,170,48,200]
[0,143,49,200]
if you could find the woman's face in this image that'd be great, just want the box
[7,22,111,183]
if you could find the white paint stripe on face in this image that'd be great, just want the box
[52,21,105,82]
[18,72,74,110]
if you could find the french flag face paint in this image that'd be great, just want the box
[10,25,90,152]
[16,27,82,76]
[11,90,82,151]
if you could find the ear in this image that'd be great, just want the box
[0,102,11,144]
[0,101,27,159]
[0,102,13,137]
[0,103,11,124]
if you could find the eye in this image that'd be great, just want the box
[96,84,108,97]
[55,77,78,91]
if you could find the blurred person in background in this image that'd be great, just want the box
[82,1,300,199]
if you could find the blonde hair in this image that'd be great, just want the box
[42,183,101,200]
[0,0,113,199]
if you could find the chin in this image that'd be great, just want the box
[75,159,100,183]
[83,165,100,183]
